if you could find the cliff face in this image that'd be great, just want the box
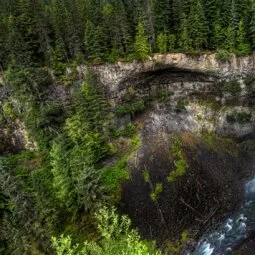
[90,53,255,102]
[85,53,255,139]
[1,52,255,150]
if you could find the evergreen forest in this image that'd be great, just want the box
[0,0,255,70]
[1,0,255,255]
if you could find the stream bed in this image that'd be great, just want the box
[188,177,255,255]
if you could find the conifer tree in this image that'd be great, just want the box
[212,12,225,50]
[203,0,218,48]
[133,22,150,60]
[102,0,132,57]
[225,26,235,51]
[153,0,170,32]
[188,0,208,50]
[220,0,232,27]
[250,7,255,48]
[168,34,176,51]
[178,14,192,51]
[157,32,168,53]
[52,41,67,76]
[84,21,108,61]
[236,19,251,55]
[231,0,239,47]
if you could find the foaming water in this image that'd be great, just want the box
[188,177,255,255]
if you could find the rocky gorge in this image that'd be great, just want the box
[1,52,255,254]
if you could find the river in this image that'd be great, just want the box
[187,177,255,255]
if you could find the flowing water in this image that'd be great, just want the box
[188,177,255,255]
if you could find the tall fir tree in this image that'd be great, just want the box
[203,0,219,49]
[133,22,150,60]
[236,19,251,55]
[157,32,168,53]
[250,6,255,48]
[153,0,170,32]
[188,0,208,50]
[84,20,109,61]
[102,0,132,58]
[178,13,192,51]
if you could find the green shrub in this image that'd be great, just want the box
[155,91,174,102]
[52,207,162,255]
[215,80,241,96]
[142,170,150,183]
[244,76,255,86]
[164,231,190,255]
[216,49,231,62]
[130,135,141,150]
[167,138,189,183]
[101,157,130,193]
[175,100,187,112]
[226,111,252,123]
[244,76,255,93]
[112,123,136,138]
[2,101,16,119]
[150,183,163,201]
[116,100,145,117]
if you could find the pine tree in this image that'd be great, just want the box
[224,26,235,51]
[178,14,192,52]
[153,0,170,32]
[0,14,8,67]
[203,0,219,48]
[168,34,176,51]
[84,21,108,61]
[188,0,208,50]
[219,0,232,27]
[250,7,255,48]
[52,41,67,76]
[212,12,225,50]
[133,22,150,60]
[236,19,251,55]
[102,0,132,58]
[172,0,190,33]
[231,0,239,47]
[156,32,168,53]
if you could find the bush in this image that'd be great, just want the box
[216,49,231,62]
[244,76,255,93]
[112,123,136,138]
[215,80,241,96]
[101,157,130,193]
[150,183,163,201]
[226,112,252,123]
[167,138,189,183]
[116,100,145,117]
[52,207,162,255]
[244,76,255,86]
[175,100,187,112]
